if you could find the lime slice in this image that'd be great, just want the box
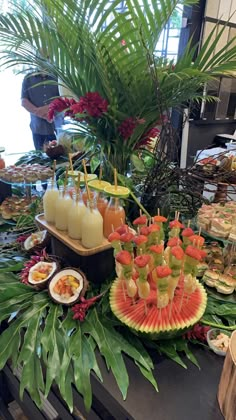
[68,171,97,184]
[68,170,81,178]
[88,179,111,192]
[104,185,130,198]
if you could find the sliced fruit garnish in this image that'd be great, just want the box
[68,171,97,184]
[88,179,111,191]
[104,185,130,198]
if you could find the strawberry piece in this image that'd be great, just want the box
[171,245,184,260]
[148,224,160,233]
[149,244,164,254]
[133,235,148,245]
[169,220,184,229]
[108,231,121,242]
[115,250,132,265]
[167,237,182,247]
[133,215,147,225]
[156,265,172,278]
[188,235,205,247]
[134,254,150,268]
[115,224,129,235]
[120,232,134,242]
[153,215,167,222]
[185,245,202,261]
[140,226,149,236]
[182,227,194,237]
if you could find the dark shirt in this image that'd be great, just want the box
[21,73,62,135]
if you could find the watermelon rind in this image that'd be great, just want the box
[110,278,207,340]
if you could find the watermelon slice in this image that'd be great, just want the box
[110,278,207,339]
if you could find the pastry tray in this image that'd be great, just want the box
[35,214,112,256]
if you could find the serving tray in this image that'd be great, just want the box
[35,214,112,256]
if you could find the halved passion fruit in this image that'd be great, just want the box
[48,268,87,305]
[23,230,49,253]
[28,261,58,289]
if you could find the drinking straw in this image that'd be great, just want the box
[68,154,74,173]
[157,208,160,216]
[63,167,69,196]
[114,168,117,190]
[76,173,81,202]
[82,159,88,178]
[187,219,191,228]
[52,159,56,188]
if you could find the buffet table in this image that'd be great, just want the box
[1,345,224,420]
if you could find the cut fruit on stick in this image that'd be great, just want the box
[104,185,130,198]
[88,179,111,191]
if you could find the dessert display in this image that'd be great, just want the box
[0,163,53,183]
[44,140,65,158]
[0,195,38,220]
[197,201,236,240]
[28,261,58,288]
[48,268,86,305]
[109,215,207,338]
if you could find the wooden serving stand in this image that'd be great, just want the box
[35,214,114,284]
[218,330,236,420]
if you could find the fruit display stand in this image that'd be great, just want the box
[35,214,114,283]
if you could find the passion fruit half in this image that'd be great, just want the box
[28,261,58,289]
[48,268,87,306]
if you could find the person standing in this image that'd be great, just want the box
[21,72,62,150]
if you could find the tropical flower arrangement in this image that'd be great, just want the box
[48,91,160,177]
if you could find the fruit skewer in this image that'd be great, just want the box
[115,250,137,300]
[134,255,151,313]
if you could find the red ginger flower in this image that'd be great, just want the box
[108,231,121,242]
[118,117,137,139]
[167,237,182,247]
[133,215,147,225]
[171,246,184,260]
[133,235,148,246]
[70,92,108,118]
[140,226,149,236]
[185,246,202,261]
[184,323,210,342]
[153,215,167,223]
[134,254,150,268]
[182,227,194,237]
[115,250,132,265]
[149,244,164,254]
[169,220,184,229]
[136,127,160,149]
[72,294,103,322]
[156,266,172,278]
[48,97,76,120]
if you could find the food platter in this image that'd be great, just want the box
[35,214,112,256]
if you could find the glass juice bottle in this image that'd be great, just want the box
[96,192,108,219]
[43,180,59,223]
[81,199,103,248]
[103,197,126,238]
[68,192,86,240]
[82,188,96,206]
[55,186,72,231]
[67,177,76,198]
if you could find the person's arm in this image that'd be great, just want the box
[21,98,50,120]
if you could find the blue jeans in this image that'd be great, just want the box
[32,134,56,150]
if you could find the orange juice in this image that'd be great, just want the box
[96,193,108,218]
[103,198,125,238]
